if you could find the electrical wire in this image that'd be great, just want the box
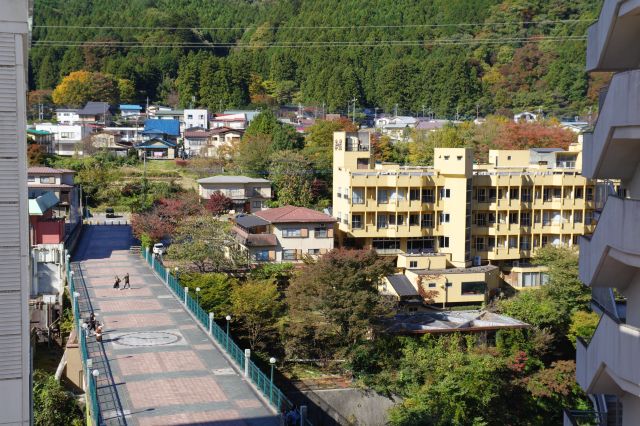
[32,19,596,31]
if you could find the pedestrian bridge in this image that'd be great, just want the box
[68,225,303,425]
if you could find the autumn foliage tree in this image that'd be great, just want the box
[205,191,234,215]
[52,70,129,107]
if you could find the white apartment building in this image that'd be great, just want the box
[184,108,208,130]
[55,108,80,124]
[571,1,640,425]
[35,123,91,156]
[0,0,31,423]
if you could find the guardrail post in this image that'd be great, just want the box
[184,286,189,305]
[244,349,250,377]
[300,405,308,425]
[209,312,214,335]
[151,251,155,269]
[165,268,169,284]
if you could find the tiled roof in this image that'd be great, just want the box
[184,130,210,138]
[78,101,111,115]
[384,310,530,335]
[254,205,336,224]
[28,166,75,174]
[210,126,243,134]
[197,175,270,184]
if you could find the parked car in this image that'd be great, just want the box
[105,207,115,218]
[152,243,166,255]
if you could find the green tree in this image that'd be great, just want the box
[118,78,136,104]
[567,310,599,348]
[268,150,315,207]
[285,249,394,359]
[180,272,236,315]
[168,215,246,272]
[235,134,273,177]
[33,370,83,426]
[231,279,283,350]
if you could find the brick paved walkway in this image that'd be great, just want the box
[74,225,280,426]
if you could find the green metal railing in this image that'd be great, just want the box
[66,260,101,426]
[143,250,311,424]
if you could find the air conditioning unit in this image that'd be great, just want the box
[473,256,482,267]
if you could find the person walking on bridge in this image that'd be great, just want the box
[122,272,131,289]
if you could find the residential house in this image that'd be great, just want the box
[210,113,248,130]
[28,191,65,246]
[55,108,80,124]
[232,205,335,263]
[27,128,54,154]
[569,1,640,424]
[184,109,209,130]
[103,125,144,144]
[77,101,111,124]
[142,119,180,144]
[183,127,210,157]
[90,132,131,156]
[375,116,418,141]
[197,175,272,212]
[35,122,91,156]
[119,104,143,119]
[27,167,81,227]
[206,127,243,157]
[513,111,539,123]
[135,138,177,160]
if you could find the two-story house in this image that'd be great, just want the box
[197,176,272,212]
[35,122,91,156]
[27,167,80,226]
[206,127,243,157]
[184,109,209,130]
[232,205,336,263]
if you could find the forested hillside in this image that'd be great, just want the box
[31,0,603,117]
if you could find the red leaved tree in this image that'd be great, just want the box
[205,191,234,215]
[493,122,577,151]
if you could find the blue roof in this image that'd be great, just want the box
[120,104,142,110]
[143,119,180,137]
[136,138,177,148]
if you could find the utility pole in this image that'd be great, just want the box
[351,97,357,124]
[476,103,480,120]
[394,103,398,118]
[146,97,150,118]
[456,107,459,122]
[422,104,426,118]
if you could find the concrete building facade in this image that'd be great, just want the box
[0,0,31,423]
[572,1,640,425]
[333,131,601,300]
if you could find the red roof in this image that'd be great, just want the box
[210,126,243,135]
[184,130,210,138]
[254,205,336,224]
[28,167,75,174]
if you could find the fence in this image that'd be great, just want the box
[66,260,102,426]
[143,249,312,424]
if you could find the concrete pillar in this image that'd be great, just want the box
[209,312,214,335]
[165,268,169,284]
[184,286,189,305]
[244,349,250,377]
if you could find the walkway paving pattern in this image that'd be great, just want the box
[74,225,279,426]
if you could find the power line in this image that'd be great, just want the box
[32,18,595,31]
[32,35,588,49]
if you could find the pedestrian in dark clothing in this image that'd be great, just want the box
[113,275,120,289]
[122,272,130,289]
[89,313,96,331]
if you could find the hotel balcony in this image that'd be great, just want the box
[579,196,640,289]
[586,0,640,72]
[583,71,640,180]
[576,310,640,397]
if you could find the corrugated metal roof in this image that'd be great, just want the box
[78,101,111,115]
[143,119,180,136]
[28,191,59,215]
[197,175,270,184]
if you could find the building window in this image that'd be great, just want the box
[252,201,263,209]
[28,176,35,182]
[521,188,531,202]
[372,238,400,253]
[520,236,531,250]
[438,236,449,248]
[397,214,405,226]
[389,215,396,226]
[574,211,583,223]
[476,188,487,202]
[575,187,584,199]
[352,188,364,204]
[283,228,302,238]
[509,212,518,224]
[409,261,418,268]
[187,114,193,119]
[439,213,450,224]
[40,176,53,184]
[461,282,487,295]
[377,189,389,204]
[586,211,594,225]
[60,132,74,139]
[586,187,594,201]
[352,214,362,229]
[308,249,321,255]
[254,250,269,261]
[377,215,388,229]
[409,189,420,201]
[520,212,531,226]
[283,249,297,261]
[475,213,486,226]
[407,237,435,254]
[475,237,485,251]
[428,283,436,288]
[422,189,434,203]
[420,213,433,228]
[509,237,518,249]
[315,228,328,238]
[439,188,451,199]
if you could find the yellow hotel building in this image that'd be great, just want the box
[333,131,606,305]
